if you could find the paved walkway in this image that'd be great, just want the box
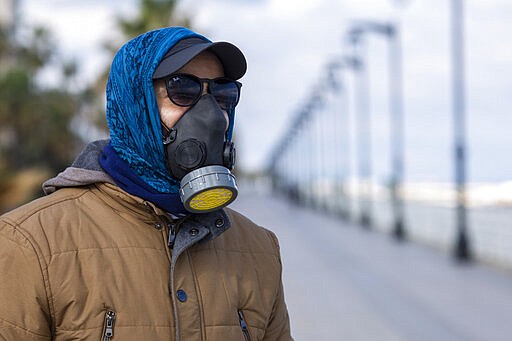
[231,190,512,341]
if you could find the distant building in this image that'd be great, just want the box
[0,0,18,33]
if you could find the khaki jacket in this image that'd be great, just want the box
[0,183,292,340]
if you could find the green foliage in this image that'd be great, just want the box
[0,1,193,211]
[0,29,9,57]
[0,25,80,170]
[16,27,55,71]
[117,0,191,39]
[88,0,193,135]
[0,26,81,210]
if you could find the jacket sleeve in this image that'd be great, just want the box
[0,220,52,340]
[263,231,294,341]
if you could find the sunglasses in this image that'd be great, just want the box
[164,73,242,111]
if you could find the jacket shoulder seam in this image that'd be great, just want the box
[2,188,91,226]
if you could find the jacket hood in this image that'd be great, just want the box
[106,27,206,194]
[43,140,114,194]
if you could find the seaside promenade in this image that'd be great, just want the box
[231,189,512,341]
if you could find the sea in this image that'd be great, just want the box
[241,177,512,272]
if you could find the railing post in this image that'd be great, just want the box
[451,0,471,261]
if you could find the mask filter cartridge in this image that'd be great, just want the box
[179,165,238,213]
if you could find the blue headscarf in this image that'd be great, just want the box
[105,27,236,194]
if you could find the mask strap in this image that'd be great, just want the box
[226,108,235,141]
[161,120,176,145]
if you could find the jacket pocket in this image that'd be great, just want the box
[237,309,252,341]
[101,309,116,341]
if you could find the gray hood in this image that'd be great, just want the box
[43,140,115,195]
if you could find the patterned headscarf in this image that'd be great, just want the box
[105,27,236,193]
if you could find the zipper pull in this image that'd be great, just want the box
[168,222,176,248]
[237,310,252,341]
[103,310,116,341]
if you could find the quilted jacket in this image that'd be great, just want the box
[0,143,292,341]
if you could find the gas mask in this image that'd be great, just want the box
[163,94,238,213]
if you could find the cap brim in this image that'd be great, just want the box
[153,40,247,80]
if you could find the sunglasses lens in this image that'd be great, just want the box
[211,79,240,110]
[165,74,240,110]
[166,75,201,107]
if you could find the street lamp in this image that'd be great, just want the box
[327,57,361,220]
[326,60,348,217]
[346,26,374,228]
[347,21,406,238]
[451,0,471,261]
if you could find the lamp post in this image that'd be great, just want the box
[302,107,315,207]
[451,0,471,261]
[309,92,325,208]
[328,57,361,220]
[315,91,328,210]
[346,30,372,227]
[327,61,348,218]
[388,24,406,240]
[347,21,406,238]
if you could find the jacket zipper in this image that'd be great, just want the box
[237,310,252,341]
[102,310,116,341]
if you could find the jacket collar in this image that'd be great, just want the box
[170,209,231,261]
[44,139,232,245]
[93,183,231,244]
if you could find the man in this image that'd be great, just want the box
[0,27,292,340]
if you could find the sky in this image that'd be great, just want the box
[19,0,512,183]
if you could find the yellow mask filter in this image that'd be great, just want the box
[179,165,238,213]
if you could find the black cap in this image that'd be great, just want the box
[153,37,247,80]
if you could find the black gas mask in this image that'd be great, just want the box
[163,94,238,213]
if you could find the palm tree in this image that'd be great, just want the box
[87,0,193,134]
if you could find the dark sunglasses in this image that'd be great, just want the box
[164,73,242,111]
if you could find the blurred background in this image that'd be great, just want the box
[1,0,512,339]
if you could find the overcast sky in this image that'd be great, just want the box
[21,0,512,183]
